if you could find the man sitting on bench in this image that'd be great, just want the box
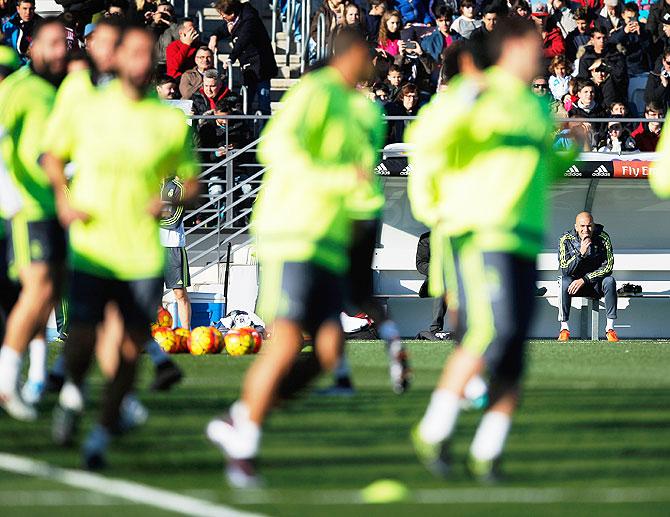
[557,211,619,342]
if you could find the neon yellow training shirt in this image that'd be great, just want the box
[253,66,385,274]
[0,66,58,221]
[43,80,199,280]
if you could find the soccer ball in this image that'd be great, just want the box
[189,326,220,355]
[211,327,224,353]
[174,328,191,354]
[224,327,256,356]
[153,326,178,353]
[248,327,263,354]
[157,307,173,328]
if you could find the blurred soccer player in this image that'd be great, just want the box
[0,19,67,422]
[206,28,385,488]
[407,17,575,481]
[0,46,21,341]
[42,25,199,469]
[650,125,670,198]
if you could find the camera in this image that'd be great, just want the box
[403,40,417,50]
[662,69,670,79]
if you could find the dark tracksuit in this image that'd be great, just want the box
[558,223,617,322]
[416,231,446,332]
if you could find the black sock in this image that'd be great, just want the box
[100,355,138,432]
[276,351,323,400]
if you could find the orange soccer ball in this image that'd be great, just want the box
[157,307,173,328]
[224,327,261,356]
[153,326,178,353]
[189,326,222,355]
[247,327,263,354]
[174,328,191,354]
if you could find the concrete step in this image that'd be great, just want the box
[271,101,284,112]
[275,53,301,65]
[270,77,299,89]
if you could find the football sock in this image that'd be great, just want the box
[51,352,66,379]
[334,355,351,381]
[418,389,460,444]
[27,338,47,385]
[463,375,488,402]
[0,345,21,394]
[230,401,261,458]
[145,338,170,366]
[560,321,569,331]
[606,318,615,331]
[64,328,95,386]
[100,355,138,431]
[59,381,85,412]
[469,411,511,462]
[378,320,400,344]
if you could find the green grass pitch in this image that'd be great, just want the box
[0,340,669,516]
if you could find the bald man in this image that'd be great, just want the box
[557,212,618,342]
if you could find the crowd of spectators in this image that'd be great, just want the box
[2,0,668,152]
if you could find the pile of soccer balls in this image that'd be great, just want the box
[151,307,262,356]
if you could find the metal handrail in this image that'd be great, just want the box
[224,59,233,91]
[271,0,278,50]
[195,136,262,180]
[240,85,248,114]
[190,234,254,282]
[300,0,310,74]
[316,12,326,61]
[184,0,189,16]
[285,0,295,66]
[196,9,203,32]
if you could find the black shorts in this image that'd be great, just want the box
[257,261,345,336]
[164,247,190,289]
[447,235,537,383]
[67,270,162,332]
[0,234,19,314]
[6,218,66,276]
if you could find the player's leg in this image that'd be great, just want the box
[467,254,536,481]
[412,236,492,477]
[52,271,108,446]
[173,288,191,329]
[82,276,162,469]
[557,274,573,340]
[598,276,618,340]
[0,219,64,420]
[348,218,410,393]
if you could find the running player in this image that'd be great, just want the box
[42,25,199,469]
[407,18,575,481]
[0,19,68,421]
[0,46,21,340]
[206,28,384,488]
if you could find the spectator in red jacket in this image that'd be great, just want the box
[631,102,664,151]
[166,18,200,79]
[532,3,565,60]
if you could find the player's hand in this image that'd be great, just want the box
[147,196,164,218]
[56,197,90,228]
[568,278,585,295]
[580,237,591,256]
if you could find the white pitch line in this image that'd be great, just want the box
[0,490,132,507]
[230,486,670,506]
[0,452,265,517]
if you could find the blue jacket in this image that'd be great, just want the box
[420,28,461,62]
[1,13,40,63]
[392,0,433,25]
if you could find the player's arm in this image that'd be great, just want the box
[558,233,581,276]
[584,231,614,284]
[651,125,670,198]
[40,152,89,227]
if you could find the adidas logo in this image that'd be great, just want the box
[565,165,581,177]
[592,164,610,177]
[400,164,413,176]
[375,163,390,176]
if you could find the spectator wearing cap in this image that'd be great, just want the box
[83,23,96,47]
[598,0,622,34]
[179,46,215,100]
[420,5,460,62]
[2,0,41,63]
[451,0,481,39]
[166,18,201,79]
[577,24,628,98]
[597,121,638,152]
[646,0,670,46]
[631,102,664,150]
[549,0,576,38]
[590,59,618,107]
[532,3,566,60]
[565,7,591,61]
[644,46,670,108]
